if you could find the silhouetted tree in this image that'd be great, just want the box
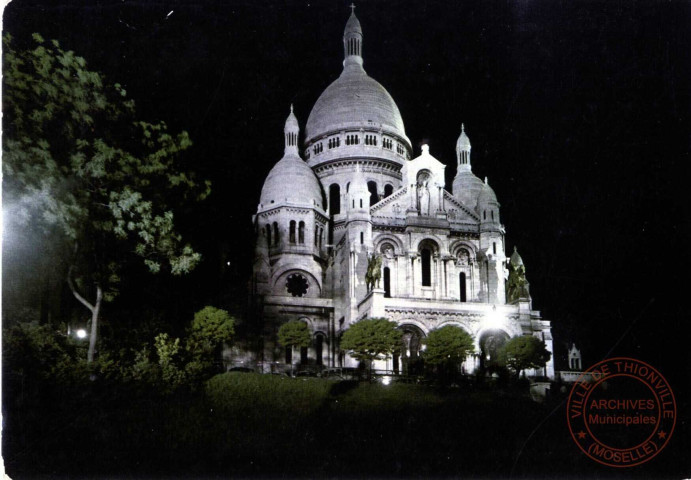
[500,336,551,379]
[340,317,401,380]
[277,320,311,375]
[423,325,474,383]
[3,33,209,362]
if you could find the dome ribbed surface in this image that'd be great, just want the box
[478,182,498,205]
[284,108,299,131]
[260,154,323,208]
[510,247,524,267]
[452,171,485,209]
[456,129,471,150]
[344,12,362,36]
[305,65,406,143]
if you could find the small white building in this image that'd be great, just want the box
[250,8,554,379]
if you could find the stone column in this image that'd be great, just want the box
[409,184,417,211]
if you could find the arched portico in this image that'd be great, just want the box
[477,329,510,371]
[395,323,426,375]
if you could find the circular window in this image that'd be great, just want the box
[286,273,309,297]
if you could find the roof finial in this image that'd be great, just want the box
[484,176,488,184]
[350,3,356,14]
[461,123,465,133]
[290,103,294,113]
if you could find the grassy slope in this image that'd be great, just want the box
[4,372,687,478]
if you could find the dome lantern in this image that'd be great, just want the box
[284,104,299,155]
[343,4,363,68]
[456,123,472,171]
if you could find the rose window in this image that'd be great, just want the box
[286,273,309,297]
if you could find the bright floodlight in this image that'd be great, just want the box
[381,376,392,386]
[482,306,504,331]
[76,329,87,339]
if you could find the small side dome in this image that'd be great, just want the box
[477,178,499,206]
[452,170,484,209]
[510,246,524,267]
[260,107,324,209]
[260,156,323,209]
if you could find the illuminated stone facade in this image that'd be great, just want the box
[251,9,554,378]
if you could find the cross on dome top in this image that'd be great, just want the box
[343,3,363,67]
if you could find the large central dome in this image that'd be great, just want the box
[305,64,407,144]
[304,9,409,147]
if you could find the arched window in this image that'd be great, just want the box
[266,224,272,247]
[289,220,296,244]
[329,184,341,215]
[273,222,279,246]
[491,210,495,221]
[483,210,487,220]
[360,232,364,244]
[285,346,292,364]
[459,272,467,302]
[300,346,308,364]
[359,199,363,208]
[384,267,391,298]
[421,248,432,286]
[298,221,305,244]
[367,181,378,206]
[493,242,497,255]
[315,334,324,366]
[384,184,394,197]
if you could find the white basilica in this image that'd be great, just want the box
[251,8,554,378]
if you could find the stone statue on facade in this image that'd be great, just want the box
[507,247,530,303]
[417,180,430,215]
[365,253,382,291]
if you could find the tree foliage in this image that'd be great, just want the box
[340,318,401,363]
[186,306,235,374]
[422,325,474,366]
[189,307,235,349]
[277,320,312,350]
[500,336,551,378]
[2,33,210,362]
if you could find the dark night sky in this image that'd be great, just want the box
[3,1,690,384]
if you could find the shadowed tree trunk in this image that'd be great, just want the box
[67,265,103,363]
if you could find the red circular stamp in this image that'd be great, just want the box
[566,357,676,467]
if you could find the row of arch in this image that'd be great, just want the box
[378,236,479,301]
[327,181,395,215]
[264,220,324,248]
[482,209,499,222]
[394,325,512,373]
[380,267,468,301]
[375,235,483,261]
[305,133,408,159]
[280,319,514,372]
[285,330,328,366]
[288,220,305,244]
